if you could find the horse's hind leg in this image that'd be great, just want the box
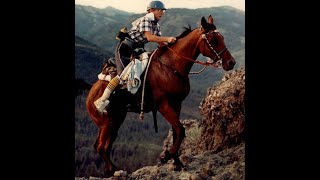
[95,116,126,176]
[93,128,101,152]
[95,125,119,174]
[158,100,185,170]
[97,111,127,176]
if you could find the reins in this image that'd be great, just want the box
[165,45,221,74]
[166,46,208,66]
[162,29,226,74]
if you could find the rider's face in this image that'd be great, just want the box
[152,9,165,21]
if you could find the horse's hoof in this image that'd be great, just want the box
[104,171,115,178]
[173,162,185,171]
[174,165,182,171]
[114,170,127,177]
[173,159,184,171]
[160,156,168,163]
[160,150,170,163]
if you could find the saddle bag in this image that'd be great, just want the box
[123,37,135,49]
[116,27,129,41]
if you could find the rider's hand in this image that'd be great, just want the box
[167,37,176,43]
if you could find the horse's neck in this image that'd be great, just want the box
[169,30,202,74]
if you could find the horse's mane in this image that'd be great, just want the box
[175,24,217,40]
[157,25,193,52]
[157,23,215,52]
[176,25,192,40]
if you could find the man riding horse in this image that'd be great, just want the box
[94,0,177,113]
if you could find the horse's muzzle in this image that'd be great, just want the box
[224,59,236,71]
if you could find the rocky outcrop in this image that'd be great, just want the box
[128,120,245,180]
[198,68,245,152]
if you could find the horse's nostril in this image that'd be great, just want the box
[229,59,235,67]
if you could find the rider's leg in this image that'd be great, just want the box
[132,52,149,87]
[94,62,134,113]
[94,75,120,113]
[140,52,149,71]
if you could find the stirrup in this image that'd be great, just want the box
[131,78,140,87]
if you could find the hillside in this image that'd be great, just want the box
[75,5,133,53]
[75,68,245,179]
[75,5,244,55]
[75,36,113,83]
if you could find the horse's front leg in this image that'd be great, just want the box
[158,100,186,170]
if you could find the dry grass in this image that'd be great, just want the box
[186,124,202,143]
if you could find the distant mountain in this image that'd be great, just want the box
[75,5,134,53]
[75,5,244,55]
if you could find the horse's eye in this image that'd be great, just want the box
[211,38,218,46]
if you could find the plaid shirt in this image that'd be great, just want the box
[128,13,162,44]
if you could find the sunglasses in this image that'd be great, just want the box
[157,9,166,13]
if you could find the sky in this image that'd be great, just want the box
[75,0,245,13]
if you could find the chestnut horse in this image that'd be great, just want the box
[86,15,236,176]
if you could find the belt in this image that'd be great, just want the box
[123,37,144,49]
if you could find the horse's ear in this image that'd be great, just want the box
[208,15,214,24]
[201,16,208,29]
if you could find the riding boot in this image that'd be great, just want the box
[94,75,121,113]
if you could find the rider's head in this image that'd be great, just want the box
[147,1,167,20]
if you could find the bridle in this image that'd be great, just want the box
[201,30,227,63]
[164,28,227,73]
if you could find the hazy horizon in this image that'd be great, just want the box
[75,0,245,13]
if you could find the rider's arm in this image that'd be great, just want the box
[144,31,176,43]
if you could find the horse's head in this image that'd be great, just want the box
[199,15,236,71]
